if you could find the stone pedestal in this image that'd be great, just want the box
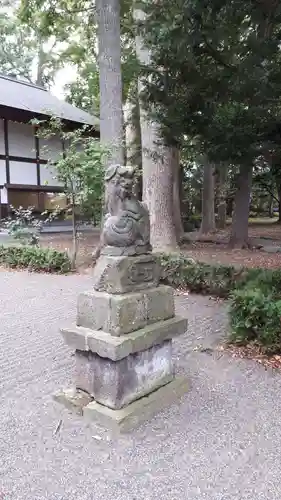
[55,253,188,430]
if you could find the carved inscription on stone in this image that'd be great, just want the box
[130,261,155,284]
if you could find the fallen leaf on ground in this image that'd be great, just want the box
[222,342,281,371]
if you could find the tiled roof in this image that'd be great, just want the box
[0,74,99,128]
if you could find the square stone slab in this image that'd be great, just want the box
[77,285,175,336]
[75,340,174,409]
[92,254,160,294]
[53,376,189,433]
[61,316,188,361]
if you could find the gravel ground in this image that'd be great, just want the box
[0,271,281,500]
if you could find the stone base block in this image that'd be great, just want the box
[75,341,173,409]
[61,316,188,361]
[77,285,175,336]
[101,244,152,257]
[93,254,160,294]
[54,377,188,433]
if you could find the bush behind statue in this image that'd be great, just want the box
[229,269,281,353]
[158,252,259,297]
[158,253,281,354]
[0,245,71,273]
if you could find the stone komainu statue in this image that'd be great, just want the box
[101,164,151,255]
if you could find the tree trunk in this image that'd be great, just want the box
[124,88,142,167]
[172,147,184,243]
[227,197,234,217]
[135,9,178,252]
[35,34,46,87]
[229,165,253,248]
[142,141,179,252]
[268,194,273,218]
[124,88,142,198]
[200,160,216,234]
[276,181,281,223]
[96,0,124,165]
[217,163,228,229]
[71,194,78,270]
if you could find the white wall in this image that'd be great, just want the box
[0,158,6,185]
[9,161,37,185]
[39,136,63,162]
[40,164,63,187]
[0,121,77,194]
[8,122,36,158]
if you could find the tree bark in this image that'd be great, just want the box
[172,147,184,243]
[35,39,45,87]
[135,9,178,252]
[124,87,142,168]
[276,180,281,223]
[96,0,124,165]
[217,163,228,229]
[229,165,253,248]
[124,85,142,198]
[268,194,273,218]
[200,160,216,234]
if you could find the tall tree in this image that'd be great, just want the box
[124,82,142,168]
[96,0,124,165]
[229,165,253,248]
[217,163,228,230]
[135,7,178,251]
[5,0,76,88]
[0,8,35,81]
[172,146,184,242]
[200,159,215,234]
[141,0,281,247]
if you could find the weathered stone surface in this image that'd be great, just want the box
[77,290,111,332]
[53,377,188,432]
[101,164,151,256]
[76,285,175,336]
[58,169,189,417]
[53,387,92,415]
[61,315,188,361]
[101,244,151,257]
[145,286,175,323]
[60,326,88,351]
[93,254,160,294]
[75,341,173,409]
[83,376,189,432]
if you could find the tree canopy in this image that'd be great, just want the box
[140,0,281,165]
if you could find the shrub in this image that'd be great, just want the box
[229,287,281,354]
[159,253,248,297]
[3,205,42,245]
[158,252,281,353]
[2,205,62,246]
[0,245,71,273]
